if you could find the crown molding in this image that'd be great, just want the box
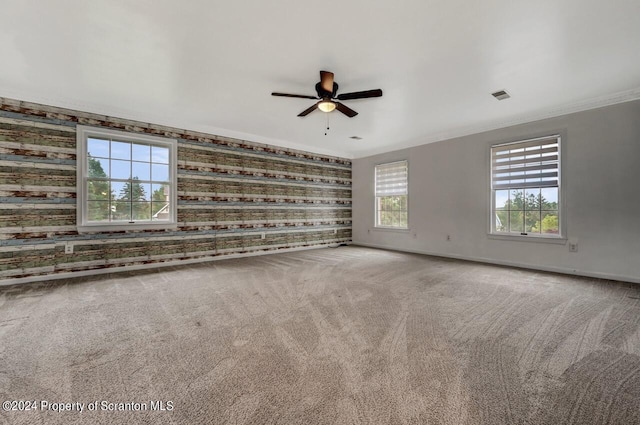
[353,86,640,158]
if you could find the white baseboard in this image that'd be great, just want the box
[5,241,634,286]
[352,241,639,284]
[0,244,335,287]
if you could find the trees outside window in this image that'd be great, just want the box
[494,188,559,234]
[491,136,562,238]
[87,156,114,221]
[375,161,408,229]
[77,126,177,232]
[376,195,408,228]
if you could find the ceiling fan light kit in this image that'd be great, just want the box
[318,101,336,113]
[272,70,383,118]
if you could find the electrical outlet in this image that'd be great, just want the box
[446,234,451,241]
[64,242,74,254]
[261,232,266,240]
[334,228,337,234]
[568,239,578,252]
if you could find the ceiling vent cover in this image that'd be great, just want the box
[492,90,511,100]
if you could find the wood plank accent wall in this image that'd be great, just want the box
[0,97,351,283]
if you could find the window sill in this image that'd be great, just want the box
[372,227,410,233]
[488,233,566,245]
[77,222,178,234]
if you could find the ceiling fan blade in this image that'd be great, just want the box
[272,92,318,100]
[298,102,320,117]
[320,71,334,93]
[335,102,358,118]
[336,89,383,101]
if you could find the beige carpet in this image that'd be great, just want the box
[0,246,639,424]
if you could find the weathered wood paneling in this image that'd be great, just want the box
[0,97,352,282]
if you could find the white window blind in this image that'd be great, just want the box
[491,136,559,190]
[375,161,408,196]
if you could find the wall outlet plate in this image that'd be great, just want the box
[568,239,578,252]
[64,242,74,254]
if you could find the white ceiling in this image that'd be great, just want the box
[1,0,640,159]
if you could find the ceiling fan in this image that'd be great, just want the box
[272,70,383,118]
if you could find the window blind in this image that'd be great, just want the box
[375,161,408,196]
[491,136,559,190]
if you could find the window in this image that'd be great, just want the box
[76,125,177,232]
[491,135,561,238]
[375,160,408,228]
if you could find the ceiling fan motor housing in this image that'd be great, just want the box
[315,82,338,98]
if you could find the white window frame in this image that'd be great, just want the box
[374,160,409,229]
[76,125,178,233]
[489,134,565,242]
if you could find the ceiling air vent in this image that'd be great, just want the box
[492,90,510,100]
[349,136,363,140]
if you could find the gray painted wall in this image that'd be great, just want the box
[352,100,640,283]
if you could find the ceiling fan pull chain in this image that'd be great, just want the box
[325,113,330,135]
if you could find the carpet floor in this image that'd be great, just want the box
[0,246,639,424]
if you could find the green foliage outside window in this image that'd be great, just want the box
[495,189,559,234]
[377,195,408,228]
[87,156,114,221]
[115,178,148,220]
[531,214,558,233]
[86,155,169,223]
